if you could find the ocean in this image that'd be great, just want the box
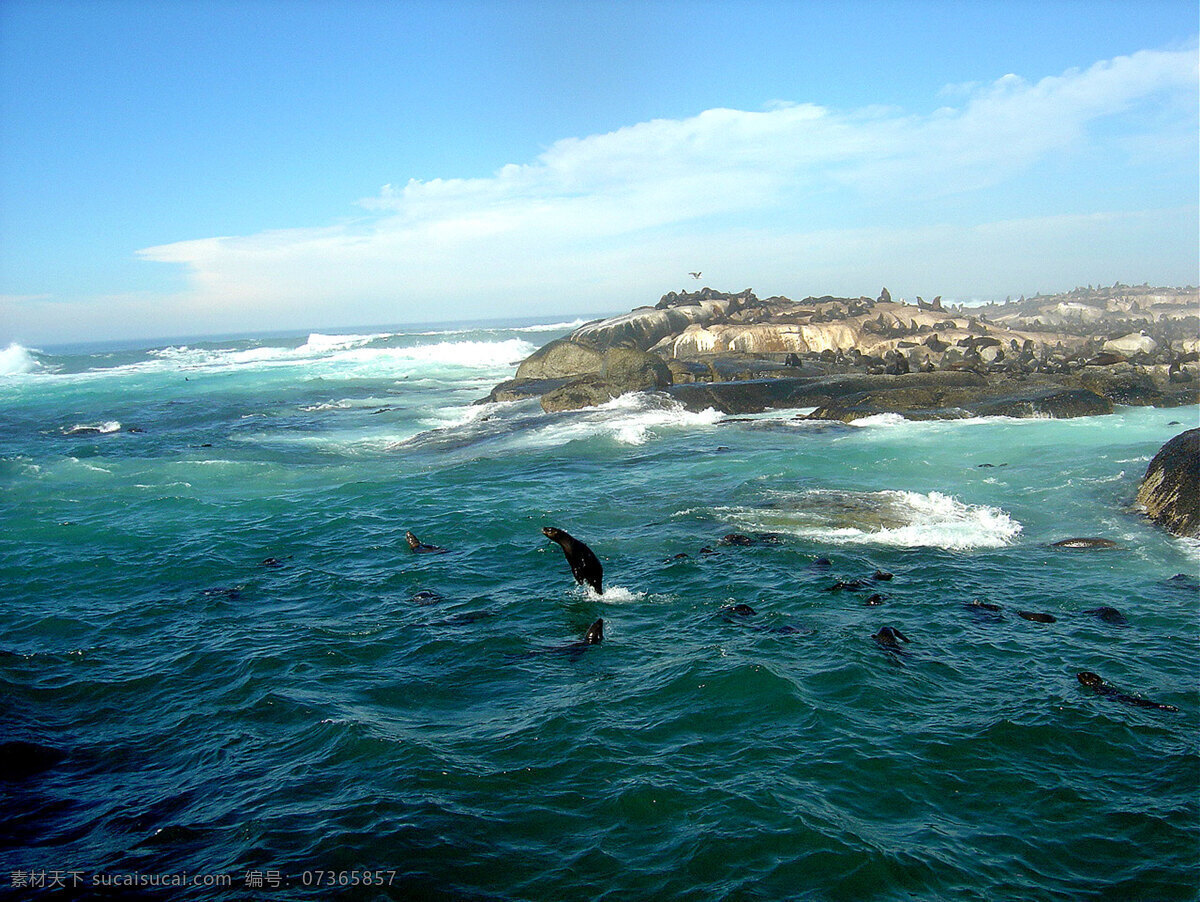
[1,320,1197,901]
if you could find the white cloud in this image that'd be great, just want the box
[117,45,1197,337]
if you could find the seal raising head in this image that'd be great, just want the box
[542,526,604,595]
[405,531,448,554]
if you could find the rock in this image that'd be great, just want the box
[540,348,672,412]
[479,377,570,403]
[1104,332,1157,356]
[540,375,626,412]
[1136,428,1200,538]
[1074,364,1162,406]
[808,383,1111,422]
[515,339,604,380]
[968,388,1112,419]
[600,347,672,390]
[670,370,985,416]
[570,299,739,351]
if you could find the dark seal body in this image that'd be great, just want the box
[542,526,604,594]
[406,530,448,554]
[1077,671,1178,712]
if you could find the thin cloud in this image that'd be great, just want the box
[127,45,1197,330]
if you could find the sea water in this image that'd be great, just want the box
[1,321,1197,901]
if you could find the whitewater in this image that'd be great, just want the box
[1,319,1197,900]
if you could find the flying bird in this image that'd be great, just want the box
[689,271,702,279]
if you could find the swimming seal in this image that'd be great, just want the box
[1018,610,1057,623]
[405,531,448,554]
[1051,538,1119,550]
[1084,606,1128,626]
[1077,671,1178,712]
[510,618,604,662]
[872,626,910,649]
[542,527,603,594]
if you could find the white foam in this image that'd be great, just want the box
[64,420,121,435]
[719,488,1022,550]
[592,585,645,603]
[848,413,910,428]
[299,332,392,353]
[528,393,723,448]
[137,336,536,377]
[0,342,43,375]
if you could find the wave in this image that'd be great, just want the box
[716,488,1022,550]
[524,393,724,448]
[64,420,122,436]
[132,337,537,378]
[394,392,724,457]
[298,332,394,353]
[0,342,44,375]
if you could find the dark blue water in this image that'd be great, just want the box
[1,326,1197,900]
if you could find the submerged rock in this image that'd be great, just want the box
[1136,428,1200,538]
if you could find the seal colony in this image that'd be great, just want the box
[481,283,1199,420]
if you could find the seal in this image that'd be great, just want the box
[1018,610,1057,623]
[1051,538,1119,550]
[1077,671,1178,712]
[406,531,448,555]
[872,626,910,649]
[1084,606,1128,626]
[542,526,604,594]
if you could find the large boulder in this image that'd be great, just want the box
[540,348,672,413]
[1104,332,1157,356]
[1136,428,1200,538]
[515,339,604,380]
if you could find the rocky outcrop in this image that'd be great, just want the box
[806,381,1112,422]
[667,370,987,415]
[481,283,1200,417]
[1136,429,1200,538]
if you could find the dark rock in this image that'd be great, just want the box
[1074,364,1162,406]
[670,370,985,416]
[968,388,1113,419]
[479,377,570,403]
[1136,428,1200,538]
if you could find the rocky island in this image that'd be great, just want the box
[483,283,1200,420]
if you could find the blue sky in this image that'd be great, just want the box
[1,0,1196,345]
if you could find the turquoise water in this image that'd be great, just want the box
[1,323,1197,901]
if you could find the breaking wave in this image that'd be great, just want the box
[717,488,1023,550]
[0,342,44,375]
